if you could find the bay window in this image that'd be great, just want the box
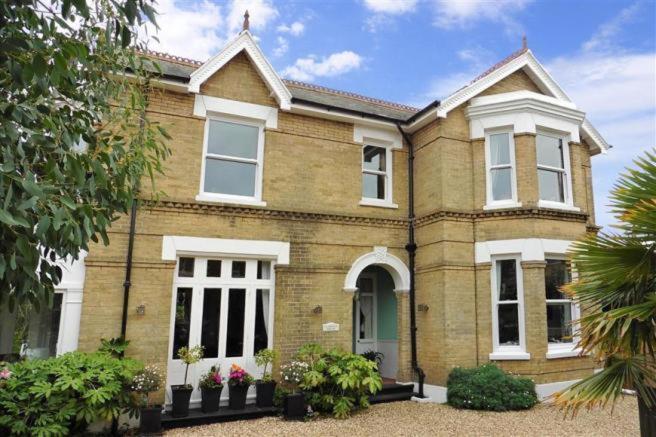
[536,132,573,208]
[545,258,580,358]
[485,131,518,209]
[490,257,528,360]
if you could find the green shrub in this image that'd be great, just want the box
[299,344,382,419]
[0,351,142,436]
[447,364,538,411]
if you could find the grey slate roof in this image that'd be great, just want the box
[146,54,420,122]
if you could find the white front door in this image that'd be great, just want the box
[354,274,376,355]
[167,256,274,405]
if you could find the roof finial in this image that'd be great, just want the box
[242,10,250,32]
[522,34,527,50]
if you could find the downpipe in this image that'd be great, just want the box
[397,123,426,398]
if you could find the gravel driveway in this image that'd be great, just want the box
[165,396,639,436]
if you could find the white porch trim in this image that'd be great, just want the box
[343,246,410,293]
[161,236,290,265]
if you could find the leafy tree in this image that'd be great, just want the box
[554,151,656,435]
[0,0,170,308]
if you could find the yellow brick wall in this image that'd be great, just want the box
[78,52,599,397]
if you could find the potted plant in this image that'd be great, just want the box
[170,345,203,417]
[227,364,253,410]
[254,349,278,407]
[132,365,163,434]
[199,366,223,413]
[280,360,309,420]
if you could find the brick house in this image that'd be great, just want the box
[1,28,609,405]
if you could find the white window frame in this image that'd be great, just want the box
[490,255,530,360]
[484,129,521,210]
[536,129,577,211]
[545,255,582,359]
[355,272,377,346]
[196,114,266,207]
[359,140,397,209]
[168,256,275,362]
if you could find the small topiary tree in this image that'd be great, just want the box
[447,364,538,411]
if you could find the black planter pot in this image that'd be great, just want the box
[170,385,193,418]
[283,392,305,420]
[255,380,277,407]
[201,386,223,413]
[228,384,249,410]
[139,405,162,434]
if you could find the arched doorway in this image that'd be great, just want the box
[344,247,410,380]
[353,266,398,378]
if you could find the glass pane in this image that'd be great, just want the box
[363,145,386,171]
[226,289,246,357]
[359,295,374,340]
[231,261,246,278]
[206,260,221,278]
[489,133,510,166]
[538,169,565,202]
[204,158,256,197]
[207,119,258,159]
[172,288,192,359]
[24,294,63,358]
[547,303,573,343]
[254,289,270,354]
[491,168,512,201]
[496,260,517,301]
[178,257,195,277]
[257,261,271,280]
[536,134,564,168]
[362,173,385,199]
[201,288,221,358]
[357,277,373,293]
[545,259,571,299]
[498,303,519,346]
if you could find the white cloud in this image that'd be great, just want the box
[277,21,305,36]
[582,2,640,53]
[141,0,224,61]
[273,36,289,57]
[282,51,363,81]
[431,0,531,33]
[363,0,418,14]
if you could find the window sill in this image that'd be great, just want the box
[483,201,523,211]
[359,199,398,209]
[195,193,267,207]
[546,347,583,359]
[537,200,580,212]
[489,351,531,361]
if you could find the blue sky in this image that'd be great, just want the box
[146,0,656,228]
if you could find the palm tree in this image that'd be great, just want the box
[553,150,656,436]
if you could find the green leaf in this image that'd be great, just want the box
[0,209,29,227]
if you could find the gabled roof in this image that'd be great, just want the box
[420,48,609,154]
[187,30,293,110]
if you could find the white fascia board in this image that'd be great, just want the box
[289,103,400,130]
[475,238,574,264]
[162,236,290,265]
[193,95,278,128]
[354,124,402,149]
[188,31,292,110]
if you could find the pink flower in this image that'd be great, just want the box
[0,368,11,380]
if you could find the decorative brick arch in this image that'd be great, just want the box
[343,246,410,293]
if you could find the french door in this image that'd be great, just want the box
[166,256,274,405]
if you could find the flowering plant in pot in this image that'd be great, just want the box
[254,349,278,407]
[280,360,310,420]
[132,365,163,434]
[227,364,254,410]
[198,366,223,413]
[171,345,203,417]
